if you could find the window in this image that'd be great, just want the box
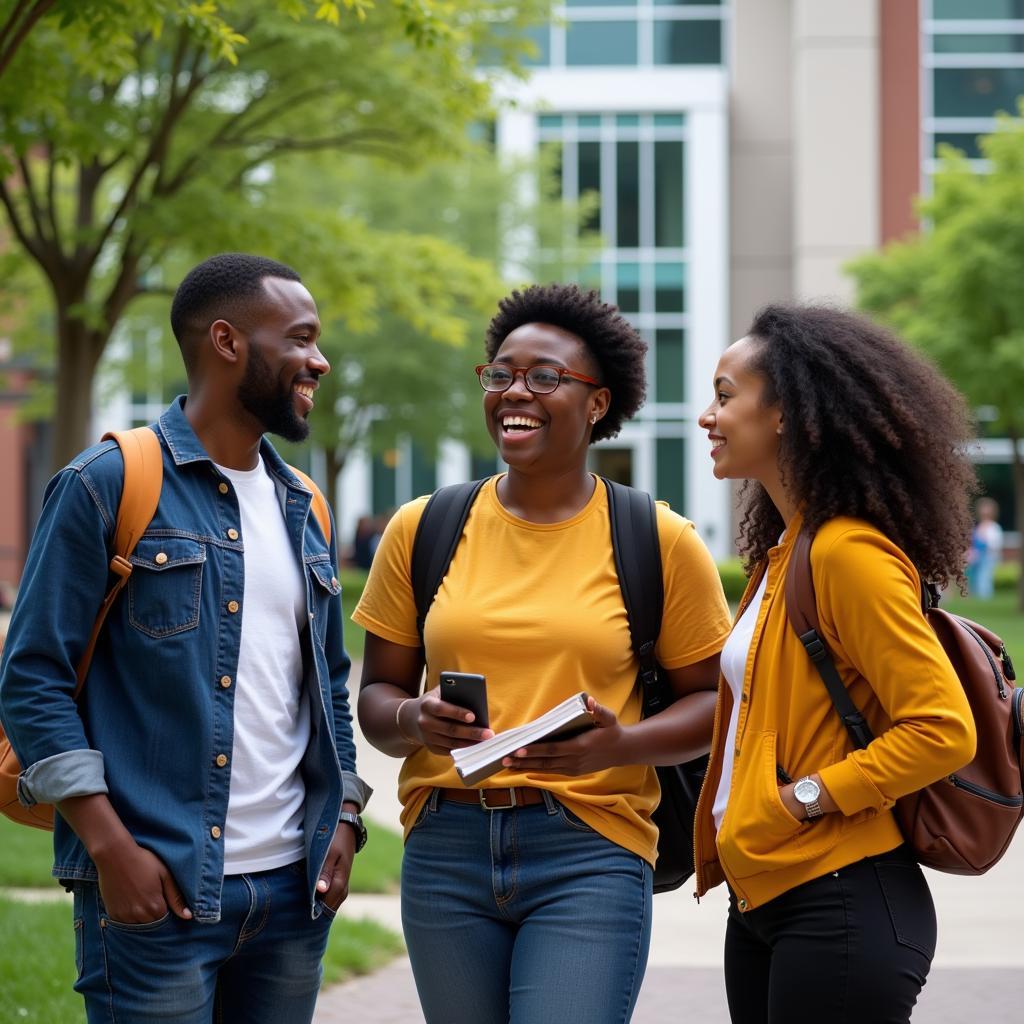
[923,1,1024,171]
[523,2,726,68]
[537,112,689,419]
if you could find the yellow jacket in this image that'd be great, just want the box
[693,516,977,912]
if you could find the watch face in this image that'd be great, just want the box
[794,778,821,804]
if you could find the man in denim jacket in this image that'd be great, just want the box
[0,253,371,1023]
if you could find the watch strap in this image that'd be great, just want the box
[338,811,367,852]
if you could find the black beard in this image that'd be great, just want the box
[237,342,310,442]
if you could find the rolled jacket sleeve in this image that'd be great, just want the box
[0,465,117,803]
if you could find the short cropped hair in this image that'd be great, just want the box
[170,253,301,365]
[484,283,647,442]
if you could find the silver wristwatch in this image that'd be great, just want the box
[793,776,824,820]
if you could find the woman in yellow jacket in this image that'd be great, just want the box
[695,304,978,1024]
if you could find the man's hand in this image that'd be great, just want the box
[500,697,627,777]
[58,793,190,925]
[94,838,192,924]
[317,810,358,914]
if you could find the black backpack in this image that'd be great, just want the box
[410,476,707,894]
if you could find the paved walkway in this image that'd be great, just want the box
[317,665,1024,1021]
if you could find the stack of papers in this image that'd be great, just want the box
[451,692,594,786]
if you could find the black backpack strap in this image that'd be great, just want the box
[410,479,488,643]
[784,528,875,749]
[603,478,669,715]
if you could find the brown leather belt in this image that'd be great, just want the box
[438,787,545,810]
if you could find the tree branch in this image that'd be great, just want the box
[0,0,55,80]
[84,37,214,271]
[0,176,50,276]
[44,141,62,254]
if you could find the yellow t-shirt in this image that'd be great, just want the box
[351,475,732,865]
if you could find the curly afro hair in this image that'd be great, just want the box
[736,304,976,585]
[484,283,647,443]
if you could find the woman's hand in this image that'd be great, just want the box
[407,690,494,755]
[499,697,628,776]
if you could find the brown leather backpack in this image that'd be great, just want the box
[0,428,332,831]
[785,528,1023,875]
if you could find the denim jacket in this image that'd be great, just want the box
[0,398,370,921]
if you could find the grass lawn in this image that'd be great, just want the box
[340,567,368,661]
[942,589,1024,658]
[0,896,403,1024]
[0,815,403,893]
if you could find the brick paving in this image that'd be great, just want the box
[315,664,1024,1022]
[315,962,1023,1023]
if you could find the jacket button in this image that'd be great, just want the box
[227,600,240,613]
[738,898,747,910]
[215,754,228,767]
[211,826,222,839]
[734,748,741,758]
[227,528,239,541]
[740,692,748,702]
[154,552,168,565]
[219,675,232,688]
[218,482,229,495]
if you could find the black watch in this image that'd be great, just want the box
[338,811,368,853]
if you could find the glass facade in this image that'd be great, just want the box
[526,2,725,68]
[924,0,1024,163]
[539,111,690,506]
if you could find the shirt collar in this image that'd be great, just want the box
[157,396,308,493]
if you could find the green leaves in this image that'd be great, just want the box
[849,108,1024,437]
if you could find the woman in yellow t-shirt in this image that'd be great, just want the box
[354,283,731,1024]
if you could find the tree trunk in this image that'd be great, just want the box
[51,312,105,473]
[1011,426,1024,612]
[324,446,349,511]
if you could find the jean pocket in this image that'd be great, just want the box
[556,800,597,834]
[102,910,172,933]
[408,796,434,833]
[873,860,937,960]
[317,898,340,921]
[128,537,205,638]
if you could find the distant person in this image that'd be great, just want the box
[0,253,370,1023]
[353,284,731,1023]
[351,514,382,569]
[695,305,977,1023]
[967,497,1003,600]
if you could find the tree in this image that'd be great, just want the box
[849,110,1024,607]
[0,0,550,469]
[99,143,595,515]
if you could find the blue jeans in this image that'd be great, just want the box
[73,860,335,1023]
[401,789,653,1024]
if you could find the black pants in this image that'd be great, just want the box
[724,846,935,1024]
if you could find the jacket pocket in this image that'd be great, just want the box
[307,558,340,644]
[717,731,838,879]
[128,537,205,638]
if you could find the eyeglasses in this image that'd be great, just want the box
[475,363,600,395]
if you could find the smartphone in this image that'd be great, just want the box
[439,671,489,729]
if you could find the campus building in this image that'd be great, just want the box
[1,0,1019,582]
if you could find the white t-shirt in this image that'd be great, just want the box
[711,568,770,831]
[216,456,310,874]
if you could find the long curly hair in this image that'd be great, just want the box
[738,304,976,584]
[485,283,647,443]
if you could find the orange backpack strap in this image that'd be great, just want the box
[73,427,163,693]
[289,467,332,547]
